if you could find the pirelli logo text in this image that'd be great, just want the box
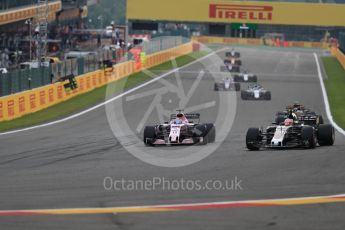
[209,4,273,21]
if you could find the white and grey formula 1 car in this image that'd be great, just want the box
[143,112,216,146]
[224,58,242,66]
[233,71,258,82]
[225,50,240,58]
[246,119,335,150]
[241,84,271,100]
[220,64,240,73]
[214,77,240,91]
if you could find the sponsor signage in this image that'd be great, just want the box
[231,23,257,30]
[29,94,36,110]
[209,4,273,21]
[7,100,14,117]
[48,88,54,103]
[19,96,25,113]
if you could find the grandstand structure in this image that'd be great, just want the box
[0,0,93,69]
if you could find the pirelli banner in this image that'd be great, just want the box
[127,0,345,27]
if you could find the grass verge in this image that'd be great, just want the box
[0,51,208,132]
[322,56,345,129]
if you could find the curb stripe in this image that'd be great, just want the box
[1,194,345,216]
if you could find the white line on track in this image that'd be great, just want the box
[313,53,345,136]
[154,70,317,78]
[0,48,227,136]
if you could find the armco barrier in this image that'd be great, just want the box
[331,47,345,70]
[192,36,328,49]
[0,42,194,122]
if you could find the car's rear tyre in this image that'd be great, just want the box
[194,124,206,136]
[252,75,258,82]
[265,91,271,100]
[246,128,261,150]
[194,124,208,145]
[214,83,219,91]
[143,126,156,146]
[234,75,241,82]
[317,124,334,146]
[234,82,241,91]
[241,91,248,100]
[204,123,216,143]
[301,126,316,149]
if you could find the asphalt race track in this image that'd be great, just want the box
[1,46,345,229]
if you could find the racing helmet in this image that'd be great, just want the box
[284,118,294,126]
[293,102,304,110]
[176,113,184,118]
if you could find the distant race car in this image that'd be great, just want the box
[274,102,324,126]
[241,84,271,100]
[224,58,242,66]
[225,50,240,58]
[143,112,216,146]
[214,77,240,91]
[246,118,335,150]
[220,64,240,73]
[233,72,258,82]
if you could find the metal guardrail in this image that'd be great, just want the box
[140,36,190,54]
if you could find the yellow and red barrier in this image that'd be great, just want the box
[331,47,345,70]
[0,42,195,122]
[143,42,193,69]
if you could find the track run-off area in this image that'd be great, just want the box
[1,46,345,229]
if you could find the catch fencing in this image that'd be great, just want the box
[140,36,190,54]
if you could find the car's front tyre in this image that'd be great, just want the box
[143,126,156,146]
[317,124,335,146]
[301,126,316,149]
[246,128,262,150]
